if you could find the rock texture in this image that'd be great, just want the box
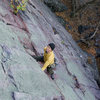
[43,0,68,12]
[0,0,100,100]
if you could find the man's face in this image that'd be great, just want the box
[46,45,52,53]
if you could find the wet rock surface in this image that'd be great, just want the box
[0,0,100,100]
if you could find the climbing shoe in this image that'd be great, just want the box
[51,73,55,80]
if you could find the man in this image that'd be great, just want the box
[32,43,55,80]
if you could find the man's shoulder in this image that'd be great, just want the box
[44,47,47,51]
[51,51,55,57]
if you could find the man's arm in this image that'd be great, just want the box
[44,47,47,52]
[42,60,50,71]
[42,57,53,71]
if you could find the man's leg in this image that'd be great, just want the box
[32,55,44,62]
[47,66,54,80]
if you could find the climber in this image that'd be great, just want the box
[32,43,56,80]
[10,0,28,15]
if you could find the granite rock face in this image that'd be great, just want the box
[43,0,68,12]
[0,0,100,100]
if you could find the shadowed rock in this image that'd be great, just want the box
[43,0,68,12]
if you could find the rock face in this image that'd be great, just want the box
[56,16,67,28]
[0,0,100,100]
[43,0,68,12]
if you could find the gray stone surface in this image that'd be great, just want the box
[43,0,68,12]
[0,0,100,100]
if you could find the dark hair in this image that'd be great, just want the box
[48,43,55,50]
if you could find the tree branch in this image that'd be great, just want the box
[71,0,96,18]
[89,21,100,39]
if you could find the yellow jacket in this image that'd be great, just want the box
[42,47,55,71]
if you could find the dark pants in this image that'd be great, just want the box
[32,55,54,75]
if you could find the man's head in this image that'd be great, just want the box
[46,43,55,53]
